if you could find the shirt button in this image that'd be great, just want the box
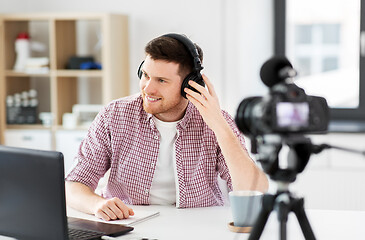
[154,135,158,140]
[145,189,149,194]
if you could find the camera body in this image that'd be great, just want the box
[236,82,329,137]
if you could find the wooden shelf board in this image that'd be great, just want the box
[5,70,50,77]
[6,124,51,130]
[56,125,89,131]
[5,70,103,78]
[0,12,110,21]
[56,70,103,77]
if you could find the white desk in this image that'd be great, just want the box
[73,205,365,240]
[1,206,364,240]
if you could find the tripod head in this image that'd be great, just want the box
[252,134,313,183]
[252,133,365,183]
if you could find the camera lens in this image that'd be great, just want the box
[235,96,262,136]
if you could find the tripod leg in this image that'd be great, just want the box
[279,219,287,240]
[248,194,275,240]
[278,201,288,240]
[292,198,316,240]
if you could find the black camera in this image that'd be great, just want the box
[235,56,329,137]
[235,57,332,240]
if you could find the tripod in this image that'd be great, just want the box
[248,182,315,240]
[248,135,316,240]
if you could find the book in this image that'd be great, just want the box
[67,206,160,226]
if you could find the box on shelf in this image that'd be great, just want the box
[6,106,38,124]
[6,89,39,124]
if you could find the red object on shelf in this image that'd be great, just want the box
[16,32,30,39]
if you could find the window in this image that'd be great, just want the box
[275,0,365,121]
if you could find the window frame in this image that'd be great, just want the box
[274,0,365,121]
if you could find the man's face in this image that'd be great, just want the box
[139,55,188,122]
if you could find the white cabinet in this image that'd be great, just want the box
[4,128,89,175]
[55,130,87,174]
[4,128,89,174]
[4,129,52,150]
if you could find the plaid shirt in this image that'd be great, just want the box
[66,94,247,208]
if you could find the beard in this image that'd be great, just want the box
[141,92,188,121]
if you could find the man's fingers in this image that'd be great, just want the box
[185,88,206,108]
[201,74,217,98]
[106,200,125,219]
[114,197,134,219]
[188,80,208,96]
[94,197,134,221]
[102,204,118,220]
[128,208,135,216]
[96,208,112,221]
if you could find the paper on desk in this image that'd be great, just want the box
[67,207,160,226]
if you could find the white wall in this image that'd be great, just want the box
[223,0,273,114]
[0,0,274,115]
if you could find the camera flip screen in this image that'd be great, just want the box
[276,102,309,128]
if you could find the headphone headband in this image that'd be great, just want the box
[162,33,203,73]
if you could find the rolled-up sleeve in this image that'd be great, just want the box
[65,105,112,191]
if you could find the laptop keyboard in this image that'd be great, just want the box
[68,227,104,240]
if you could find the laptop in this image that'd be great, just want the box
[0,145,133,240]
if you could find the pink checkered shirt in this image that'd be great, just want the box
[66,94,247,208]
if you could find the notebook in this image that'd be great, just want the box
[0,145,134,240]
[68,206,160,226]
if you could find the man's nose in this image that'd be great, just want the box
[143,79,157,94]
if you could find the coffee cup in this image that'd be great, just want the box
[229,190,263,227]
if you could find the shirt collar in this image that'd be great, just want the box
[178,102,194,130]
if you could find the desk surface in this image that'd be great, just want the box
[1,205,364,240]
[118,206,365,240]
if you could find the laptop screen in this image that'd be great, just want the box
[0,145,68,240]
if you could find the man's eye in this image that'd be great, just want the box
[143,72,149,79]
[158,79,165,83]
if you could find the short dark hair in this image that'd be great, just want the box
[144,35,203,77]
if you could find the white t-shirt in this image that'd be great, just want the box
[149,116,179,205]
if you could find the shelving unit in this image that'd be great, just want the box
[0,13,130,146]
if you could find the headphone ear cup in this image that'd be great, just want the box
[181,72,205,99]
[137,61,144,79]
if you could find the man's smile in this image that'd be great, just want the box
[145,95,162,102]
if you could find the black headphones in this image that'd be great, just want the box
[137,33,205,99]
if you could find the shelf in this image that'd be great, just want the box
[5,70,103,78]
[0,13,129,146]
[0,12,115,21]
[5,70,50,77]
[56,70,103,77]
[55,125,89,131]
[6,124,51,130]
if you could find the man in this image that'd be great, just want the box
[66,33,268,221]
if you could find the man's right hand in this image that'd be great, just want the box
[65,181,134,221]
[94,197,134,221]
